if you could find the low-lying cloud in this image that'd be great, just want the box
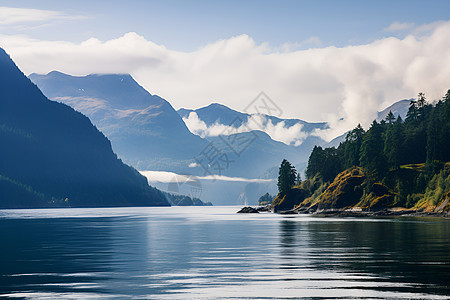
[2,21,450,140]
[140,170,274,184]
[183,112,308,146]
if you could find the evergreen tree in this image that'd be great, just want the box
[306,146,342,182]
[417,92,427,108]
[406,99,418,122]
[278,159,297,193]
[384,120,402,170]
[360,120,387,177]
[440,90,450,161]
[343,124,365,168]
[258,193,273,206]
[426,108,439,162]
[306,146,325,179]
[385,110,395,124]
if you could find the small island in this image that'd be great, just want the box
[241,92,450,218]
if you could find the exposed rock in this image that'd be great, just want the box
[271,188,307,212]
[256,205,271,212]
[237,206,259,213]
[316,167,365,209]
[368,183,396,210]
[435,191,450,212]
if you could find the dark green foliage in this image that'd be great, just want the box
[163,192,211,206]
[305,91,450,208]
[306,146,342,182]
[0,48,169,208]
[278,159,297,193]
[360,120,387,177]
[258,192,273,206]
[343,124,365,168]
[385,110,395,124]
[272,188,307,212]
[316,167,365,209]
[384,119,403,170]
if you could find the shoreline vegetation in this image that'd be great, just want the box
[240,91,450,218]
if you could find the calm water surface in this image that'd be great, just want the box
[0,206,449,299]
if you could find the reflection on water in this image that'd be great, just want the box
[0,207,449,299]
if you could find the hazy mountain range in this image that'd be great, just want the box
[29,71,206,173]
[0,48,169,208]
[29,70,411,205]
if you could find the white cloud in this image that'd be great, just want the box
[140,170,273,184]
[197,175,274,183]
[1,21,450,141]
[0,6,86,25]
[183,112,308,145]
[384,21,415,32]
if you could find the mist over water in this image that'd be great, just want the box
[1,207,449,299]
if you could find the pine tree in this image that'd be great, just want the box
[406,99,418,122]
[360,120,387,176]
[385,110,395,124]
[417,92,427,108]
[278,159,297,194]
[306,146,324,179]
[343,124,365,168]
[384,121,402,170]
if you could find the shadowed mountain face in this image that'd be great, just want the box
[30,72,325,178]
[0,48,169,208]
[29,73,330,204]
[29,71,207,172]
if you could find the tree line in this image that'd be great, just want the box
[304,90,450,207]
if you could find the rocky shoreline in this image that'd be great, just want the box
[238,206,450,218]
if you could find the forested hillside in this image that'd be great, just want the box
[0,48,169,208]
[304,91,450,210]
[272,91,450,212]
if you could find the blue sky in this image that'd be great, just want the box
[2,0,450,50]
[1,1,450,139]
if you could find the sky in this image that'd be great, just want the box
[1,0,450,140]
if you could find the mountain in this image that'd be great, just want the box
[178,102,328,134]
[178,103,327,174]
[177,104,330,204]
[377,99,411,121]
[29,71,207,172]
[0,48,169,208]
[29,72,328,204]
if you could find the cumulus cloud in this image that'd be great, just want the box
[183,112,308,145]
[1,21,450,141]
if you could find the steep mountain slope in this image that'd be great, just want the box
[29,71,206,172]
[0,48,169,208]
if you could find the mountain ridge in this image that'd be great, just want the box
[0,48,169,208]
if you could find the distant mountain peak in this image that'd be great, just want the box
[30,69,207,172]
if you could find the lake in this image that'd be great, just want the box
[0,206,449,299]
